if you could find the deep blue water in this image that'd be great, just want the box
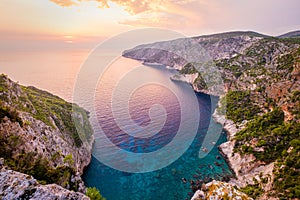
[82,57,232,200]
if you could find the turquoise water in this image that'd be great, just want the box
[82,58,233,200]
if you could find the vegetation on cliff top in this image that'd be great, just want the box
[219,90,261,123]
[195,31,268,40]
[0,74,93,147]
[179,63,198,74]
[22,85,93,147]
[233,108,300,198]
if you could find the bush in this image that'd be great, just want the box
[0,103,23,126]
[63,154,74,166]
[86,187,106,200]
[240,184,263,198]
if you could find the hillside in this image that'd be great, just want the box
[278,30,300,38]
[0,74,94,197]
[123,31,300,199]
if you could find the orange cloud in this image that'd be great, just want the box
[49,0,206,30]
[50,0,78,7]
[49,0,197,14]
[95,0,158,14]
[119,11,186,28]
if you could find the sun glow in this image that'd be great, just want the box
[64,35,74,43]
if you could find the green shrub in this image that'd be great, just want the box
[240,184,263,198]
[86,187,106,200]
[63,154,74,166]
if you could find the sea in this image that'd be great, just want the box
[0,49,232,200]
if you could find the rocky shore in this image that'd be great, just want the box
[167,59,276,196]
[212,106,275,191]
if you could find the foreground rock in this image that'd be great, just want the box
[191,180,252,200]
[0,167,89,200]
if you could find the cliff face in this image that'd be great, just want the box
[213,110,275,195]
[123,32,263,69]
[123,31,300,199]
[0,74,94,193]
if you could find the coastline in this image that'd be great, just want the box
[211,98,275,195]
[169,67,275,197]
[167,66,275,193]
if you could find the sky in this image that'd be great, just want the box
[0,0,300,50]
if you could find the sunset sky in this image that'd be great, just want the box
[0,0,299,102]
[0,0,300,50]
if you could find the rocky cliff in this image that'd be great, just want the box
[0,74,94,194]
[191,180,252,200]
[0,160,89,200]
[123,31,264,68]
[123,31,300,199]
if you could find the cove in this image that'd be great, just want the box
[82,58,233,200]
